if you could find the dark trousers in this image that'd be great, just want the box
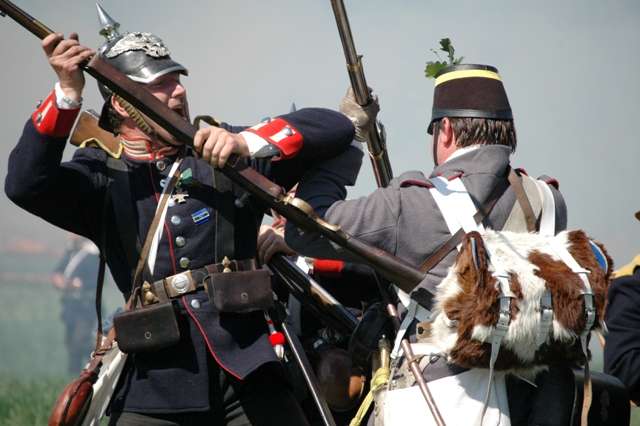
[108,361,309,426]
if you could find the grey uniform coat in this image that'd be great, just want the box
[286,144,568,382]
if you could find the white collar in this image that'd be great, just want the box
[444,145,482,163]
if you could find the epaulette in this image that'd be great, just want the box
[615,254,640,278]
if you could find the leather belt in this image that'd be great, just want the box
[144,259,256,303]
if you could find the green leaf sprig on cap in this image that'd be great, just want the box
[425,38,464,79]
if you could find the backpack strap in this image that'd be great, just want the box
[507,168,536,232]
[417,167,511,274]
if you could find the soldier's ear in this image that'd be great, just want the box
[111,95,130,118]
[439,117,455,148]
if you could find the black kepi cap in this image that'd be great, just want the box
[428,64,512,134]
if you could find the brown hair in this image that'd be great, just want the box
[449,118,517,153]
[106,98,124,136]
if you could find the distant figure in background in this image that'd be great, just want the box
[51,233,100,375]
[604,210,640,405]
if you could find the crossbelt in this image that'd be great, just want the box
[142,259,256,304]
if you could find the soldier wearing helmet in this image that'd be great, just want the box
[5,5,357,425]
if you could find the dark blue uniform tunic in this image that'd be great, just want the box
[5,105,355,414]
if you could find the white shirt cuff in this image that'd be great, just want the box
[54,83,82,109]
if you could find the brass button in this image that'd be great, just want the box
[282,126,293,136]
[170,216,182,226]
[175,236,186,247]
[156,161,167,171]
[36,113,43,123]
[190,299,202,310]
[179,257,190,269]
[261,117,271,123]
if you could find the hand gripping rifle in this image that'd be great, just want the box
[0,0,424,295]
[329,2,445,424]
[329,0,392,188]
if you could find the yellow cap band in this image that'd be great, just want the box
[435,69,502,87]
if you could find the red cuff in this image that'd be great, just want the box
[313,259,344,278]
[31,90,81,138]
[243,117,303,161]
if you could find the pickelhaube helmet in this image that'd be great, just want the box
[95,4,188,100]
[427,64,512,135]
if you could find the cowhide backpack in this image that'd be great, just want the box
[427,170,614,379]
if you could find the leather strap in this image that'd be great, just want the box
[507,168,536,233]
[418,167,512,274]
[130,155,183,308]
[93,256,107,355]
[151,259,256,300]
[213,169,235,263]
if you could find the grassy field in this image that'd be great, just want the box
[0,252,121,425]
[0,252,638,425]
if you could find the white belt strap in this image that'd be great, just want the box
[148,160,181,274]
[536,180,556,238]
[429,176,484,235]
[391,296,433,360]
[539,181,594,356]
[391,297,418,359]
[547,236,595,355]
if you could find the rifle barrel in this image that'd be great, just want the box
[329,0,393,187]
[268,253,359,334]
[0,0,53,39]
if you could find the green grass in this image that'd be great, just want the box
[0,253,121,424]
[0,377,68,425]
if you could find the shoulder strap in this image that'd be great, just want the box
[418,167,512,273]
[213,169,235,262]
[507,168,536,232]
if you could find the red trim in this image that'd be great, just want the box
[31,90,80,138]
[400,180,434,189]
[515,167,529,176]
[544,178,560,190]
[184,296,244,380]
[313,259,344,278]
[244,118,303,161]
[448,172,463,181]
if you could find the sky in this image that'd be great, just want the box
[0,0,639,269]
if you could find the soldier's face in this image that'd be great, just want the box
[142,71,190,146]
[145,72,190,123]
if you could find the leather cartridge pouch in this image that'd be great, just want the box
[113,300,180,354]
[205,269,273,314]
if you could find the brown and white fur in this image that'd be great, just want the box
[430,229,613,379]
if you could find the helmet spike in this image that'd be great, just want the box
[96,3,120,41]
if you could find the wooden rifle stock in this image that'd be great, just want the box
[0,0,426,293]
[329,0,393,187]
[70,109,121,153]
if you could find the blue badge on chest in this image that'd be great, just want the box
[191,208,211,226]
